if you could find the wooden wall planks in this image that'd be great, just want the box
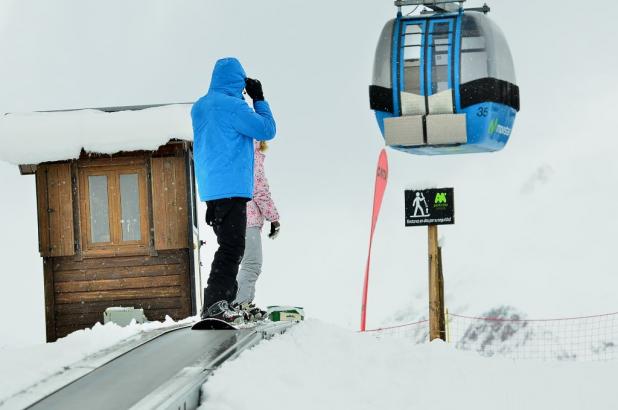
[43,259,57,342]
[50,250,193,341]
[54,287,182,304]
[151,156,189,250]
[54,275,181,293]
[53,263,184,283]
[55,297,183,315]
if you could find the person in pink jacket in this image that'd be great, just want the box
[234,140,280,314]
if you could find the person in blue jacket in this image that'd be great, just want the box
[191,57,276,323]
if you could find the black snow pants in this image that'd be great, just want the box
[202,197,248,309]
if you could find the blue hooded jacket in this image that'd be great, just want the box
[191,58,276,201]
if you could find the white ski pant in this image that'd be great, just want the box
[234,226,263,304]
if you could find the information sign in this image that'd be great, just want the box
[404,188,455,226]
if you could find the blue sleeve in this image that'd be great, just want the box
[232,100,276,141]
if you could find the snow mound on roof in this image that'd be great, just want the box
[0,104,193,165]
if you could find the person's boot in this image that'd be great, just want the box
[202,300,244,324]
[232,302,267,321]
[251,303,268,320]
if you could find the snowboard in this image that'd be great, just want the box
[191,306,305,330]
[191,317,261,330]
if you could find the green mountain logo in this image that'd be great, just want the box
[434,192,447,205]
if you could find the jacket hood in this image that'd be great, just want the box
[209,57,247,98]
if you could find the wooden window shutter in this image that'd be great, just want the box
[151,157,189,250]
[35,163,75,257]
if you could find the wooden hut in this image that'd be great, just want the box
[10,104,202,341]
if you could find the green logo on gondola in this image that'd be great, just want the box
[488,119,512,137]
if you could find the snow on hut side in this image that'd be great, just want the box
[1,104,202,341]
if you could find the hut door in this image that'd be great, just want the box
[35,163,75,257]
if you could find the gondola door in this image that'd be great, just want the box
[384,15,467,154]
[395,16,464,148]
[425,18,457,115]
[397,19,427,117]
[398,17,457,116]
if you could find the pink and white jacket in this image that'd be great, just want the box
[247,141,279,228]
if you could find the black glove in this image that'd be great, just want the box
[245,78,264,101]
[268,221,280,239]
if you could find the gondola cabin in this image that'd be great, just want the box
[369,0,520,154]
[5,104,202,341]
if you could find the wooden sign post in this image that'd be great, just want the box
[405,188,454,341]
[428,225,446,341]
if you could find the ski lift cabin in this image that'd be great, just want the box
[4,104,202,341]
[369,0,520,154]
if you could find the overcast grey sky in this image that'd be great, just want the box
[1,0,617,346]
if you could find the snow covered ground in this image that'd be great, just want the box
[1,316,616,409]
[0,316,193,406]
[200,320,618,410]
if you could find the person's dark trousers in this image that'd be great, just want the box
[202,197,248,310]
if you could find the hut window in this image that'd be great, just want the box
[79,161,149,256]
[120,173,141,241]
[88,175,111,243]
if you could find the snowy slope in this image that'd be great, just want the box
[200,320,618,410]
[1,317,615,409]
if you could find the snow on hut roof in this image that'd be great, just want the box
[0,103,193,165]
